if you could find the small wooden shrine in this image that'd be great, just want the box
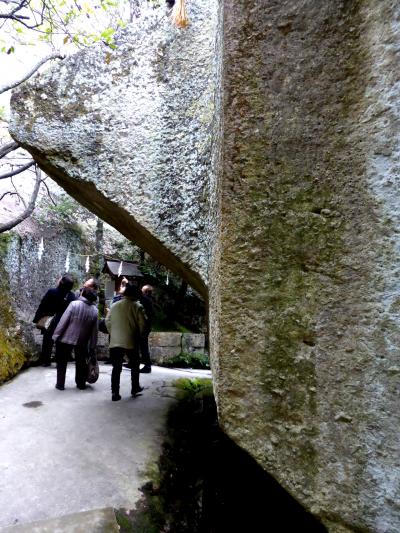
[102,258,144,299]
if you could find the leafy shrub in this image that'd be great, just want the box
[173,377,213,398]
[161,352,210,370]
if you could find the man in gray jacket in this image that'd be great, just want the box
[105,283,145,401]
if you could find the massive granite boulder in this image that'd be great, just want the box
[10,1,219,298]
[10,0,400,531]
[210,2,400,532]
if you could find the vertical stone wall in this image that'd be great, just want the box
[211,1,400,531]
[5,224,84,321]
[0,221,90,375]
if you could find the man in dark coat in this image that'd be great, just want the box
[33,274,76,366]
[139,284,155,373]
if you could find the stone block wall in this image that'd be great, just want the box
[97,331,206,364]
[150,332,206,364]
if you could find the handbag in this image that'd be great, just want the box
[36,315,54,330]
[86,353,99,384]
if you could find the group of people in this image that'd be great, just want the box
[33,275,154,401]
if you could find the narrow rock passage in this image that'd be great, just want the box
[0,364,211,530]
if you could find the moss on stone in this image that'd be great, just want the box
[0,233,29,384]
[0,328,26,384]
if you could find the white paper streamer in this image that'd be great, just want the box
[85,256,90,273]
[38,238,44,261]
[65,251,70,272]
[166,272,169,285]
[117,261,123,277]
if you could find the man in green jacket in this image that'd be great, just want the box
[105,283,146,401]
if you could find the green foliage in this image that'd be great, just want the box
[162,352,210,370]
[173,377,213,397]
[35,191,91,228]
[0,0,138,53]
[114,511,135,533]
[173,322,192,333]
[48,196,78,220]
[0,233,12,258]
[0,235,28,384]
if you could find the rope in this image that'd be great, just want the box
[171,0,189,28]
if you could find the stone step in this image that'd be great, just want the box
[0,508,119,533]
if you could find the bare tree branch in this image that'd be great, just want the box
[10,175,26,207]
[0,190,19,202]
[40,177,56,205]
[13,0,46,30]
[0,140,19,158]
[0,1,29,20]
[0,159,35,179]
[0,51,65,94]
[0,165,41,233]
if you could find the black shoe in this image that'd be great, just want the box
[55,384,64,391]
[131,386,144,398]
[123,363,132,369]
[42,362,51,367]
[112,393,121,401]
[139,366,151,374]
[76,384,86,390]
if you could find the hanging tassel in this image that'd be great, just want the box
[85,256,90,273]
[117,261,123,277]
[171,0,189,29]
[65,251,70,273]
[38,237,44,261]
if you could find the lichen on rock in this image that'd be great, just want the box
[0,234,30,384]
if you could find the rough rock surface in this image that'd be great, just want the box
[210,1,400,532]
[10,0,219,298]
[9,0,400,531]
[148,332,206,364]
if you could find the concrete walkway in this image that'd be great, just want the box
[0,363,211,530]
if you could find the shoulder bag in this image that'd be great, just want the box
[86,353,99,384]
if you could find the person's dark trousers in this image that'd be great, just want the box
[74,346,89,389]
[56,342,88,389]
[129,348,140,392]
[110,347,140,395]
[41,329,54,366]
[110,347,124,395]
[55,342,73,389]
[139,327,152,368]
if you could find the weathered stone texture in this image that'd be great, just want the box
[182,332,205,352]
[10,0,219,298]
[148,332,206,363]
[211,1,400,531]
[9,0,400,531]
[150,331,182,348]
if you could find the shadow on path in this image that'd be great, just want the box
[117,381,327,532]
